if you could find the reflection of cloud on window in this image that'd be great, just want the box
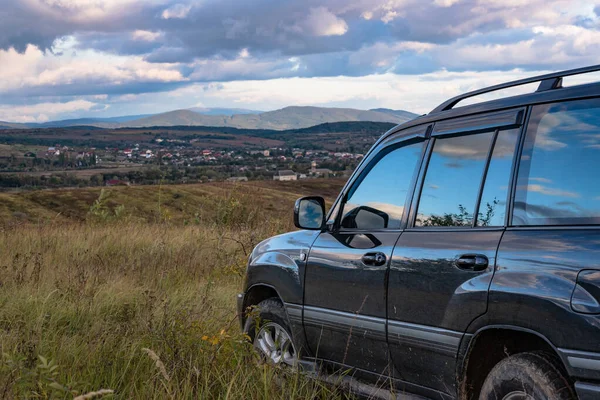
[529,177,552,184]
[577,133,600,147]
[515,99,600,225]
[491,131,520,158]
[428,184,439,190]
[536,113,569,150]
[445,162,463,168]
[364,202,404,221]
[514,201,583,221]
[555,201,590,214]
[523,184,580,198]
[535,110,600,152]
[434,136,490,160]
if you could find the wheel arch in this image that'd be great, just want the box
[241,283,283,324]
[457,324,569,400]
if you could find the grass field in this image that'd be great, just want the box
[0,179,351,399]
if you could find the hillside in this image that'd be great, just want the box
[0,179,346,224]
[0,179,349,399]
[2,106,417,130]
[124,106,416,130]
[0,121,29,129]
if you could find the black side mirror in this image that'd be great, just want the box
[294,196,326,230]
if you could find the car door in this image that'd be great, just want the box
[387,109,524,395]
[303,125,428,376]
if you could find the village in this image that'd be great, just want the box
[0,139,365,189]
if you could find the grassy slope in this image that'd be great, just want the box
[0,179,351,399]
[0,179,346,225]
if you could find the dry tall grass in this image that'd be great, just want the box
[0,182,349,399]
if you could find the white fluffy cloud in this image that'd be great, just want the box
[171,69,548,114]
[1,0,600,121]
[434,24,600,69]
[161,3,191,19]
[300,7,348,36]
[0,100,98,123]
[22,0,155,22]
[131,30,162,42]
[0,41,186,93]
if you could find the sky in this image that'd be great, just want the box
[1,0,600,122]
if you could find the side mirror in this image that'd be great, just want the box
[294,196,326,230]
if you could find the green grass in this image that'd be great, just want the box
[0,180,351,399]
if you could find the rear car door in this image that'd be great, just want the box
[387,110,523,395]
[303,126,427,375]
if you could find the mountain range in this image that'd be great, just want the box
[0,106,418,131]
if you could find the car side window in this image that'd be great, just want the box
[416,132,495,227]
[339,141,424,230]
[513,98,600,226]
[477,128,520,226]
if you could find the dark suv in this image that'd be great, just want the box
[238,66,600,400]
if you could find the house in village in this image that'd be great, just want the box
[273,170,297,181]
[310,161,333,178]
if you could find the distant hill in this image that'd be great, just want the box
[187,107,262,116]
[123,106,417,130]
[282,121,397,135]
[2,106,418,131]
[370,108,421,120]
[0,121,29,129]
[25,114,154,129]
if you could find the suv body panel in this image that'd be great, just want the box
[239,72,600,399]
[388,229,502,393]
[303,230,399,373]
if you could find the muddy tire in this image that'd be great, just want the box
[479,351,575,400]
[243,298,297,367]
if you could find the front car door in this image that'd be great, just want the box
[303,125,428,376]
[387,109,524,396]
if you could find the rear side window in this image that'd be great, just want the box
[415,128,520,227]
[514,98,600,226]
[340,141,424,230]
[416,132,495,227]
[477,129,520,226]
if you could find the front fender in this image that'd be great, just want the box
[246,257,303,304]
[244,229,321,304]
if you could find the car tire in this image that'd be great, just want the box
[479,351,575,400]
[244,298,298,367]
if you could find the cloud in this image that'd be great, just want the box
[0,100,98,123]
[434,0,461,6]
[1,0,600,120]
[132,30,162,42]
[0,42,187,97]
[300,7,348,37]
[161,3,192,19]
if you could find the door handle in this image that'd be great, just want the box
[456,254,488,271]
[362,252,387,267]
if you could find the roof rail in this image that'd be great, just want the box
[429,64,600,114]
